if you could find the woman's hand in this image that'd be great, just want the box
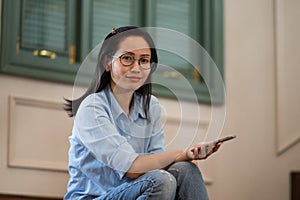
[187,142,222,160]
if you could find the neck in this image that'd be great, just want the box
[110,84,134,116]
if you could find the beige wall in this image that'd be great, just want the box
[0,75,73,197]
[0,0,300,199]
[207,0,300,199]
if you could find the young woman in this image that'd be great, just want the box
[64,26,221,200]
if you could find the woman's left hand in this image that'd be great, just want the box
[189,141,222,160]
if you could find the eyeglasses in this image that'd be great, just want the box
[112,53,153,70]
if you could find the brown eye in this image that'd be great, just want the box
[139,57,150,65]
[120,55,134,65]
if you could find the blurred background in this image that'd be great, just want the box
[0,0,299,199]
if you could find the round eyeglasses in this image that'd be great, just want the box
[112,53,153,70]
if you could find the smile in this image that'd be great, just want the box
[126,76,143,82]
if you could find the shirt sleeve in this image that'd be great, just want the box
[147,96,166,154]
[74,95,139,177]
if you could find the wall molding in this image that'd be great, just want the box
[274,0,300,155]
[8,95,70,172]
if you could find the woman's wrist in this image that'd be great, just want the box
[174,149,190,162]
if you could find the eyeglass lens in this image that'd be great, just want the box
[120,54,151,69]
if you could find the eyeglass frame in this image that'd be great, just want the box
[111,53,154,70]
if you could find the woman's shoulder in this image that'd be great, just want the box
[82,91,108,105]
[149,95,162,115]
[77,89,110,115]
[149,95,160,106]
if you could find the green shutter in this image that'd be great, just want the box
[151,0,192,36]
[146,0,194,68]
[92,0,134,48]
[21,0,67,54]
[145,0,224,104]
[0,0,79,84]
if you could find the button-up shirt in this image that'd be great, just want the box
[65,86,166,199]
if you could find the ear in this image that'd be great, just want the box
[105,64,111,72]
[103,56,112,72]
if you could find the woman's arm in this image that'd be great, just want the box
[126,142,222,179]
[126,149,185,179]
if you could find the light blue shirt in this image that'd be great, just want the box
[65,86,166,199]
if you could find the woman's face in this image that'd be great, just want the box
[108,36,152,93]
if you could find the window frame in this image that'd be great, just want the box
[0,0,80,83]
[144,0,224,104]
[0,0,224,104]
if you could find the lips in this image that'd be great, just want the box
[126,75,142,82]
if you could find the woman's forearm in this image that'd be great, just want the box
[125,142,222,179]
[126,149,189,178]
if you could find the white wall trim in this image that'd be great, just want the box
[8,96,69,172]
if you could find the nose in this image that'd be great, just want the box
[130,59,141,72]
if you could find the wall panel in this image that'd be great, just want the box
[275,0,300,154]
[8,96,72,171]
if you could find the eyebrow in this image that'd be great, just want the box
[122,51,150,57]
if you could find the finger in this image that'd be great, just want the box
[200,145,206,159]
[193,147,199,159]
[189,147,198,160]
[213,142,222,152]
[206,142,215,154]
[205,142,217,158]
[206,148,214,158]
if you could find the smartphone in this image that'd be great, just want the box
[214,135,236,144]
[191,135,236,153]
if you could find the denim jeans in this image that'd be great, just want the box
[96,161,209,200]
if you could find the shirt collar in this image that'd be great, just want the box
[130,93,147,121]
[106,86,146,121]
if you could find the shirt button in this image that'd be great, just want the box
[127,135,131,140]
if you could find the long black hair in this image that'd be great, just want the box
[64,26,158,118]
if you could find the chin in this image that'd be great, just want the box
[115,84,142,93]
[124,80,145,90]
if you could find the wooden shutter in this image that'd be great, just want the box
[92,0,134,48]
[1,0,79,83]
[21,0,67,54]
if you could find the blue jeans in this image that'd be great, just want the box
[97,161,209,200]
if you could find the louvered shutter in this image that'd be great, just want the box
[21,0,67,54]
[1,0,79,83]
[92,0,133,48]
[147,0,197,80]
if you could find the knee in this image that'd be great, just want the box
[151,169,176,188]
[146,170,177,197]
[172,161,199,172]
[169,161,203,178]
[167,162,208,200]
